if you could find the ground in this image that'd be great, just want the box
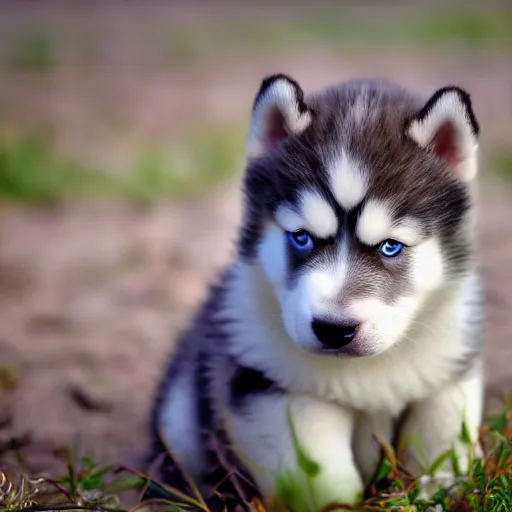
[0,0,512,500]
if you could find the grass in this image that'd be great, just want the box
[2,402,512,512]
[6,32,56,73]
[162,10,512,65]
[0,126,245,205]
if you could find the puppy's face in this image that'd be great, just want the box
[239,76,479,357]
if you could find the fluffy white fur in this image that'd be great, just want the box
[410,237,444,290]
[407,90,479,182]
[274,192,338,240]
[300,191,338,239]
[356,200,394,246]
[275,205,305,233]
[356,201,424,247]
[391,217,424,246]
[159,370,206,480]
[328,151,368,211]
[246,78,312,160]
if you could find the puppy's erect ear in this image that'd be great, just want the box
[406,86,480,182]
[246,74,312,160]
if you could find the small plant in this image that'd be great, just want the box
[0,446,145,511]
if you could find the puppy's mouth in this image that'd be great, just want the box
[312,342,374,359]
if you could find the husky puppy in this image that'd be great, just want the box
[147,75,485,511]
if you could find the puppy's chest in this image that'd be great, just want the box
[286,357,439,414]
[235,336,462,415]
[222,347,449,419]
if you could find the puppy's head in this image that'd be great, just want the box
[238,75,479,357]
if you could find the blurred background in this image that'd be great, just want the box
[0,0,511,483]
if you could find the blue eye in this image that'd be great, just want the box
[287,230,315,255]
[379,239,404,258]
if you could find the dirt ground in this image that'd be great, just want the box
[0,1,512,491]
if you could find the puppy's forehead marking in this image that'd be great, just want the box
[299,190,338,238]
[356,200,393,246]
[392,217,424,246]
[328,151,368,211]
[356,201,424,246]
[275,205,303,233]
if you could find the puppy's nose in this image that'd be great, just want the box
[311,318,360,349]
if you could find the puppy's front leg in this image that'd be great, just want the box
[225,393,363,511]
[398,367,484,483]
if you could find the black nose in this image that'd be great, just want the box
[311,318,359,349]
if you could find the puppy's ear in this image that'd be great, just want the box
[246,74,312,160]
[406,86,480,182]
